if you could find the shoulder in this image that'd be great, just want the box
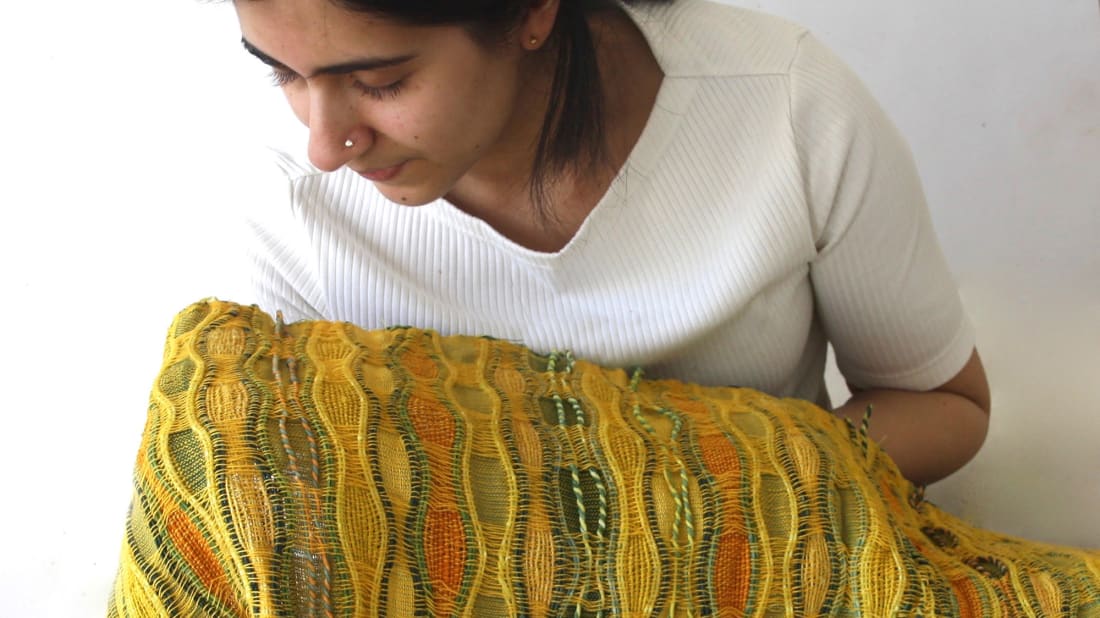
[243,147,393,224]
[239,148,367,256]
[249,147,373,200]
[237,147,324,219]
[624,0,811,77]
[261,147,332,195]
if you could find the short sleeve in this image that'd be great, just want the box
[790,34,975,391]
[240,149,329,323]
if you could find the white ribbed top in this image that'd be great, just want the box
[242,0,975,407]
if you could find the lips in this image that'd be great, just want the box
[355,161,406,182]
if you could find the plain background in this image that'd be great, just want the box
[0,0,1096,615]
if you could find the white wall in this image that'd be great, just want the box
[0,1,1095,616]
[728,0,1100,545]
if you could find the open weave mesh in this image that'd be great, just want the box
[110,300,1100,616]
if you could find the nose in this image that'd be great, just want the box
[305,86,372,172]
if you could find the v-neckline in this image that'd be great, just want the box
[425,4,698,264]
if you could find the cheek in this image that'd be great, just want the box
[285,90,310,127]
[376,86,462,152]
[418,71,513,151]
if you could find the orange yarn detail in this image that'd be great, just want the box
[406,394,457,449]
[697,434,751,610]
[424,507,467,611]
[402,348,439,379]
[165,510,239,612]
[698,434,740,477]
[951,576,983,617]
[713,529,752,612]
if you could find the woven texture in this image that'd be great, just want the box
[111,300,1100,616]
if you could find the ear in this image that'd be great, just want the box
[519,0,561,50]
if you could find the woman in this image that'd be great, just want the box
[234,0,990,486]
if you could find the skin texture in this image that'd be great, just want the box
[236,0,544,209]
[836,350,991,486]
[234,0,990,485]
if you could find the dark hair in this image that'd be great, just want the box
[332,0,650,218]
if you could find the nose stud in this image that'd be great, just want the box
[344,139,355,148]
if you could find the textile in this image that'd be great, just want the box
[110,300,1100,616]
[242,0,974,408]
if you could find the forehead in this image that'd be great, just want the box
[234,0,409,60]
[235,0,370,30]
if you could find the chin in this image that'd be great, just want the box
[375,185,441,208]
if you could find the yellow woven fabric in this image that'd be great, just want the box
[110,300,1100,616]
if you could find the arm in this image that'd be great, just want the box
[834,349,991,486]
[788,34,989,485]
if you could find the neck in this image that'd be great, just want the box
[447,7,663,252]
[443,37,556,219]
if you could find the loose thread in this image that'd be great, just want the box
[628,369,694,617]
[286,354,334,618]
[549,352,607,615]
[274,316,333,617]
[859,405,873,457]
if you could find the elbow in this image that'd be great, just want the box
[945,349,992,463]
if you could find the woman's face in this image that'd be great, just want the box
[235,0,532,206]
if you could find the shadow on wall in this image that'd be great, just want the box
[928,281,1097,547]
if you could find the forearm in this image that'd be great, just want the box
[834,388,990,486]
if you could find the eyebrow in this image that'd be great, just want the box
[241,38,415,78]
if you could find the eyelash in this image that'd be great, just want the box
[269,68,297,88]
[268,68,405,101]
[354,80,405,100]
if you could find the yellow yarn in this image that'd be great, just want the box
[109,300,1100,616]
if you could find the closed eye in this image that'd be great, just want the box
[269,67,298,88]
[351,76,406,100]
